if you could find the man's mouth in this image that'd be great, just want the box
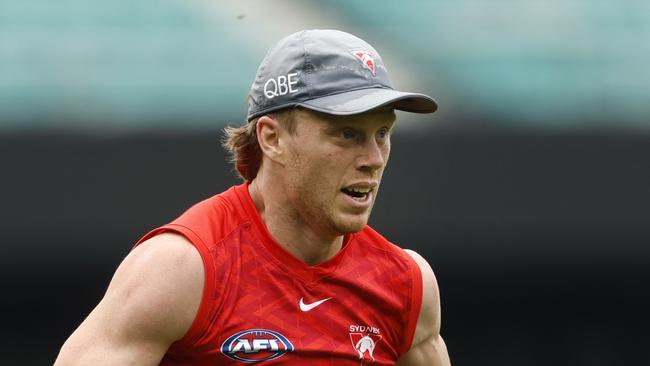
[341,186,374,200]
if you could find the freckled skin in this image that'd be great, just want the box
[280,108,395,238]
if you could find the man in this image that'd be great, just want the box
[55,29,451,365]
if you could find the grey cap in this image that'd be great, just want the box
[247,29,438,121]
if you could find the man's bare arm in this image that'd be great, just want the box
[397,250,451,366]
[54,233,204,366]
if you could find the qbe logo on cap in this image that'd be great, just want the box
[263,72,299,99]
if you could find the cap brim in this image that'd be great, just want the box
[297,87,438,115]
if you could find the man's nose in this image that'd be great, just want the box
[357,138,386,172]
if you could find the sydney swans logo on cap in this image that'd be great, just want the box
[352,50,376,76]
[264,72,299,99]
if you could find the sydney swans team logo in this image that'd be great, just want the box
[352,50,376,76]
[349,325,382,365]
[221,329,294,362]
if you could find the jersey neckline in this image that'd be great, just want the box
[232,183,353,284]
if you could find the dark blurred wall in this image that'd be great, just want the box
[1,128,649,365]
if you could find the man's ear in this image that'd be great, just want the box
[256,115,287,164]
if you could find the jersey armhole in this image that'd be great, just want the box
[133,223,215,348]
[401,256,424,356]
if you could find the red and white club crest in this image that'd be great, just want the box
[349,332,382,365]
[352,50,376,75]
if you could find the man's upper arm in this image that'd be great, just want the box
[55,233,204,366]
[397,249,451,366]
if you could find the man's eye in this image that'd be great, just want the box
[377,129,387,139]
[342,129,356,139]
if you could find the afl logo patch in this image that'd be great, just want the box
[221,329,294,362]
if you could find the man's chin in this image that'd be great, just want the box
[334,214,370,234]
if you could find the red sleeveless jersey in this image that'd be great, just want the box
[135,183,423,365]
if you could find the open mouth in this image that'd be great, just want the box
[341,186,374,200]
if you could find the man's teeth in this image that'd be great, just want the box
[342,187,372,198]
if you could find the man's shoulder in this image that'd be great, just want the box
[181,185,243,221]
[158,184,249,243]
[108,233,205,344]
[354,225,414,262]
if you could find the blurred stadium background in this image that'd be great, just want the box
[1,0,649,364]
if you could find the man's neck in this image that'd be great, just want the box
[248,179,344,266]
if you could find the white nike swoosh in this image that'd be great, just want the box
[299,297,332,312]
